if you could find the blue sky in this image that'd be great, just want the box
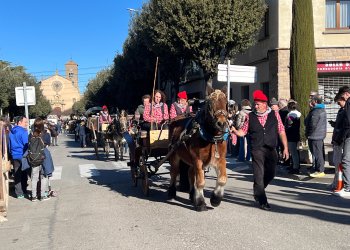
[0,0,145,93]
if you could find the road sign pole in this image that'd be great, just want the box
[227,59,230,102]
[23,82,30,131]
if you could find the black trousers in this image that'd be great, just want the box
[251,147,278,204]
[13,159,28,196]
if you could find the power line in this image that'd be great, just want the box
[28,65,111,75]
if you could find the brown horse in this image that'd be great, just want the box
[168,89,229,211]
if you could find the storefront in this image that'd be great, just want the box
[317,61,350,131]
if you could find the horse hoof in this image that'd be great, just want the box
[189,189,194,203]
[195,204,208,212]
[210,192,222,207]
[168,185,176,199]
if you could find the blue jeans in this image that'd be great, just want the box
[342,137,350,189]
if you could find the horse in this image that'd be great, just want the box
[105,110,128,161]
[168,88,229,211]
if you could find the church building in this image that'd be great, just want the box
[40,60,81,116]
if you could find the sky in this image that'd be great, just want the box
[0,0,145,93]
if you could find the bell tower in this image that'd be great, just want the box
[65,60,79,92]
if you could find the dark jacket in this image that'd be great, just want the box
[285,110,301,142]
[344,98,350,138]
[9,125,28,160]
[332,108,346,145]
[22,147,54,176]
[304,103,327,140]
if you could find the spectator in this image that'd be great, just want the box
[9,116,29,199]
[231,90,289,211]
[329,93,346,190]
[305,95,327,178]
[285,100,301,174]
[270,98,279,111]
[42,124,51,146]
[49,123,58,146]
[334,86,350,197]
[28,118,49,201]
[79,121,87,148]
[135,94,151,123]
[236,99,252,162]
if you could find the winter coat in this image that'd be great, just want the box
[304,103,327,140]
[235,106,252,129]
[9,125,28,160]
[285,110,301,142]
[332,108,346,145]
[21,147,54,176]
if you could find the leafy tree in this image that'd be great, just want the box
[290,0,318,141]
[0,61,52,120]
[135,0,266,87]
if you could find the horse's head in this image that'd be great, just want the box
[204,89,228,134]
[118,110,128,133]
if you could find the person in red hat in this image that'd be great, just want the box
[231,90,289,211]
[98,105,112,129]
[169,91,192,119]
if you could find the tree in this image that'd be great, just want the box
[135,0,266,87]
[290,0,318,141]
[0,61,52,119]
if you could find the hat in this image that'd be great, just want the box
[270,97,278,105]
[288,99,297,104]
[177,91,188,99]
[253,90,268,102]
[228,100,236,106]
[102,105,107,110]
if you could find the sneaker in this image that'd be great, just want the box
[309,171,325,178]
[333,188,350,197]
[17,194,25,199]
[31,197,38,202]
[40,195,51,201]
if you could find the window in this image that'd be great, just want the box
[69,72,74,78]
[326,0,350,29]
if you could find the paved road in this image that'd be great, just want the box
[0,134,349,250]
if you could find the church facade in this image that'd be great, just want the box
[40,60,81,116]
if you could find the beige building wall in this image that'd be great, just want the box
[40,60,81,116]
[229,0,350,102]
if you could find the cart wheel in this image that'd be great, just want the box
[93,141,99,159]
[140,159,149,196]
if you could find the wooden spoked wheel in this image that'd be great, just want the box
[140,157,149,196]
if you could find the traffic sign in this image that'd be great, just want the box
[15,86,36,106]
[217,64,257,83]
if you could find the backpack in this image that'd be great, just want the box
[27,136,45,167]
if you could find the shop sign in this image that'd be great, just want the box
[317,61,350,72]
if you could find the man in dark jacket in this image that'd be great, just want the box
[232,90,289,211]
[334,86,350,197]
[305,95,327,177]
[9,116,29,198]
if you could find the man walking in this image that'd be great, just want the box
[9,116,29,198]
[334,86,350,197]
[231,90,289,211]
[304,95,327,177]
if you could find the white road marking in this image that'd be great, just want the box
[79,164,100,178]
[50,166,63,180]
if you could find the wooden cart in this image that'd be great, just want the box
[0,121,11,222]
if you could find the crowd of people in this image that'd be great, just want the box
[3,85,350,210]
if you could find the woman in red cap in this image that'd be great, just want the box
[231,90,289,211]
[143,90,169,129]
[169,91,192,119]
[98,105,112,129]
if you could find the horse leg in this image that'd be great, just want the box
[120,140,124,161]
[113,139,118,161]
[193,159,207,212]
[210,157,227,207]
[168,155,180,199]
